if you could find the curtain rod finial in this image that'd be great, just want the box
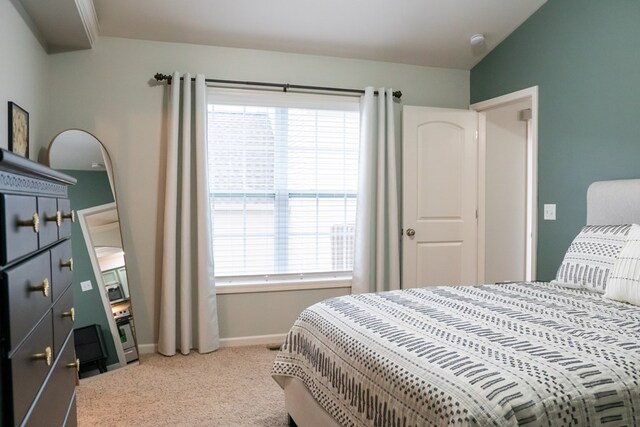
[154,73,173,84]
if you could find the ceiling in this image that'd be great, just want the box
[17,0,546,69]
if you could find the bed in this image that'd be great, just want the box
[272,179,640,427]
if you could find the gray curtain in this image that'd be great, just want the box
[352,87,401,294]
[158,72,219,355]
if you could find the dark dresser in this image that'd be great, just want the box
[0,149,78,426]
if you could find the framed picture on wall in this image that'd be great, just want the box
[8,102,29,158]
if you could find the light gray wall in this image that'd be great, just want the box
[0,1,48,160]
[218,288,351,338]
[43,36,470,348]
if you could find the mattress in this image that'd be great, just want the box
[272,282,640,426]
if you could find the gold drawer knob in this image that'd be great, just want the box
[33,346,53,367]
[62,307,75,322]
[61,210,75,223]
[45,211,62,227]
[17,212,40,233]
[30,278,50,297]
[66,358,80,372]
[60,258,73,271]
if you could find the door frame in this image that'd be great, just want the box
[470,86,539,281]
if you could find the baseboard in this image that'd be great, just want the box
[137,343,157,354]
[137,333,287,354]
[219,333,287,348]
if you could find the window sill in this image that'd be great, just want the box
[215,276,352,295]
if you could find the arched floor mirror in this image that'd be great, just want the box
[47,129,139,376]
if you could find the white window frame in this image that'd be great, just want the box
[207,88,360,294]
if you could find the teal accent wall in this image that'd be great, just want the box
[471,0,640,280]
[63,170,119,366]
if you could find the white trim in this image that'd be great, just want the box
[476,113,486,283]
[216,277,352,294]
[137,334,287,354]
[137,343,157,354]
[220,333,287,347]
[75,0,100,46]
[470,85,539,281]
[470,87,538,111]
[77,203,127,368]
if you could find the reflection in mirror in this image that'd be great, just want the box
[47,129,139,377]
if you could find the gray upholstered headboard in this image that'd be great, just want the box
[587,179,640,225]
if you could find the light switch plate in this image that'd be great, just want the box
[80,280,93,292]
[544,204,556,220]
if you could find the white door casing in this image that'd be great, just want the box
[402,107,479,288]
[471,86,539,282]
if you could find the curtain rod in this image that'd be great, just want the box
[153,73,402,100]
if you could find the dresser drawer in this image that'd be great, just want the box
[64,395,77,427]
[0,194,39,265]
[10,313,54,426]
[1,147,76,427]
[37,197,60,248]
[1,252,52,351]
[50,240,73,303]
[57,199,73,239]
[52,284,75,358]
[23,332,77,427]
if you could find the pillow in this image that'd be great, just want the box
[551,224,631,293]
[604,224,640,305]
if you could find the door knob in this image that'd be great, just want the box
[406,228,416,237]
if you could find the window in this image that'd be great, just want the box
[207,89,360,284]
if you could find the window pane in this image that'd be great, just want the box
[211,195,276,276]
[288,197,355,273]
[208,107,275,192]
[207,91,359,280]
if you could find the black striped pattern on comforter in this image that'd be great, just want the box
[271,282,640,426]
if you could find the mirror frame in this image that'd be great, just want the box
[46,128,136,369]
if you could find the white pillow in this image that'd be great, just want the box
[551,224,631,293]
[604,224,640,305]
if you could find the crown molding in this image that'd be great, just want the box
[14,0,99,53]
[75,0,99,46]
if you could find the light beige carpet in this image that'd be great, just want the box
[77,346,288,427]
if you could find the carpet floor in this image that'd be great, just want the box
[77,346,288,427]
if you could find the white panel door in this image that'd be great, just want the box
[402,106,478,288]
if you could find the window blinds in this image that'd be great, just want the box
[207,90,360,281]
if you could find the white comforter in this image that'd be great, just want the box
[272,283,640,426]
